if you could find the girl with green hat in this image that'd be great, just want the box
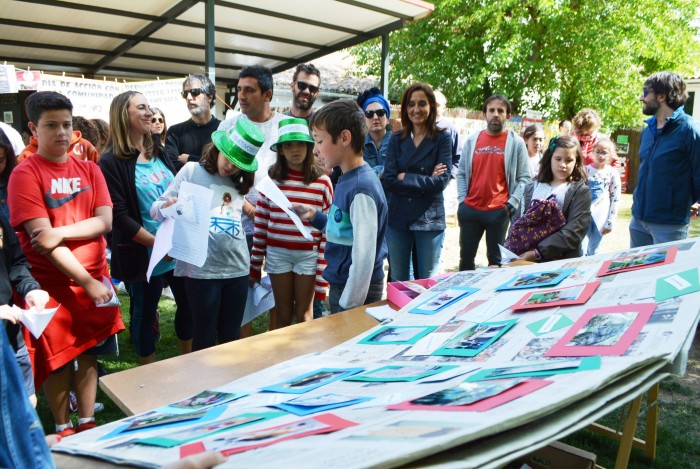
[151,119,264,351]
[250,118,333,329]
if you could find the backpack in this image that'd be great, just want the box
[505,195,566,255]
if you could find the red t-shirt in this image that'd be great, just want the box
[9,154,113,279]
[8,154,122,386]
[465,131,509,210]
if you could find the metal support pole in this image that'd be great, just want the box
[204,0,216,84]
[380,33,390,98]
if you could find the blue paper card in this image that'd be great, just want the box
[409,286,479,315]
[496,269,575,291]
[261,368,364,394]
[274,393,372,416]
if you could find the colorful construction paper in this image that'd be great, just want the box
[655,268,700,302]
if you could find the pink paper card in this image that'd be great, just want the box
[511,282,601,311]
[180,413,357,458]
[544,303,656,357]
[597,247,677,278]
[387,379,552,412]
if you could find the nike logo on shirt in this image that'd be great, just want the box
[44,186,92,208]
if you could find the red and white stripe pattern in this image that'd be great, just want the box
[251,169,333,300]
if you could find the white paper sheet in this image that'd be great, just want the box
[18,304,60,339]
[498,245,519,264]
[96,276,120,307]
[365,305,396,323]
[147,218,174,282]
[256,175,313,241]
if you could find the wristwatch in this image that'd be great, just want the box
[533,249,542,262]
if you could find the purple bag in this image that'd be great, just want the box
[505,195,566,255]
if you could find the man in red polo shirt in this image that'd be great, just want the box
[455,94,531,270]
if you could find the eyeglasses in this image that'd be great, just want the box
[151,117,164,124]
[364,109,387,118]
[642,87,654,97]
[295,81,320,94]
[181,87,208,99]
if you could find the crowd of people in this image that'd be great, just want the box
[0,64,699,465]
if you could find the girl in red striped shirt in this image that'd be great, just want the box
[251,118,333,328]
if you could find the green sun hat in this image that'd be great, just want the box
[270,118,315,152]
[211,118,264,172]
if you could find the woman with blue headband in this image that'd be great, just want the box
[357,87,393,178]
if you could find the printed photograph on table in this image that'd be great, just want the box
[545,303,657,357]
[344,364,458,382]
[410,286,479,315]
[261,368,364,394]
[511,282,601,311]
[597,246,678,277]
[358,325,438,345]
[187,413,357,456]
[166,390,248,411]
[432,319,517,357]
[388,379,553,412]
[274,393,372,416]
[496,269,575,291]
[136,412,283,448]
[124,409,208,432]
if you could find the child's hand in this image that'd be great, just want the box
[601,227,612,235]
[30,227,64,255]
[0,305,19,324]
[519,250,537,262]
[84,278,113,305]
[691,202,699,218]
[432,163,447,177]
[161,197,179,209]
[291,203,317,221]
[161,450,226,469]
[25,289,50,312]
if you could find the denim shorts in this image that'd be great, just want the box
[265,246,317,276]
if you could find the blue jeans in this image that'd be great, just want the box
[629,216,689,248]
[0,328,54,469]
[386,226,445,281]
[185,275,249,351]
[582,222,604,256]
[329,280,384,314]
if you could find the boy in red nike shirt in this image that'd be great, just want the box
[8,91,124,436]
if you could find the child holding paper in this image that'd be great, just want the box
[293,100,388,313]
[151,120,263,351]
[100,90,191,364]
[8,91,124,436]
[582,137,621,256]
[0,214,49,407]
[250,118,333,328]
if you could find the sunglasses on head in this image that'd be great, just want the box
[364,109,387,118]
[296,81,319,94]
[151,117,164,124]
[181,87,208,99]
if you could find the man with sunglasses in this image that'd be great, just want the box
[630,71,700,248]
[285,63,321,123]
[165,74,221,171]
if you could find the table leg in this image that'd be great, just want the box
[614,395,642,469]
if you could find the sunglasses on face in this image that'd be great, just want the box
[295,81,319,94]
[152,117,164,124]
[181,87,208,99]
[364,109,387,119]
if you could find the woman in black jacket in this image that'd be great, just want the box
[382,82,451,281]
[100,91,191,364]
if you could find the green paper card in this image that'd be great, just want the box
[527,314,574,336]
[655,268,700,302]
[358,326,437,345]
[466,356,601,382]
[344,365,458,382]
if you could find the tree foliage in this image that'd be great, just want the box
[350,0,700,129]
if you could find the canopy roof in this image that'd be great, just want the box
[0,0,433,83]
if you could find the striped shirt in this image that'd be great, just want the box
[251,168,333,299]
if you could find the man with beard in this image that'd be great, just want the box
[285,63,321,122]
[455,94,530,270]
[166,74,221,171]
[630,72,700,247]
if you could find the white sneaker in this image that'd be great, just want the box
[117,282,127,293]
[162,287,174,300]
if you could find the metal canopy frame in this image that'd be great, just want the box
[0,0,433,85]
